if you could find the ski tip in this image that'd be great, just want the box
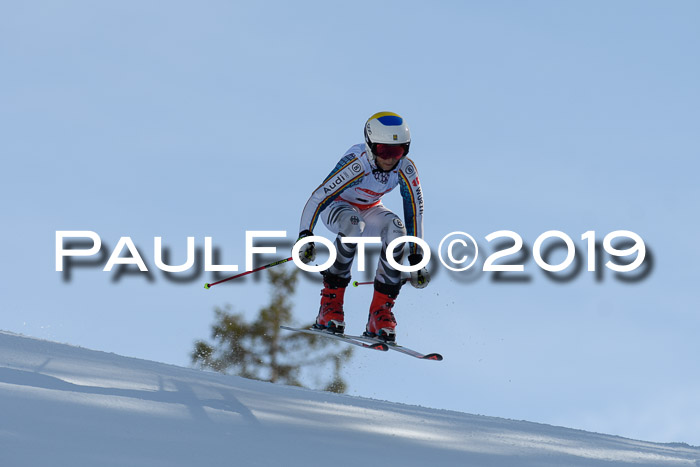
[422,353,443,361]
[204,283,211,290]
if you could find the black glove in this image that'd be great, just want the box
[296,230,316,264]
[408,253,430,289]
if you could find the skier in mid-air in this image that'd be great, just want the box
[295,112,429,342]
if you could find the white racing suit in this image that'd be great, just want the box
[299,144,424,287]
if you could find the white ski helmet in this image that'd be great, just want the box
[364,111,411,162]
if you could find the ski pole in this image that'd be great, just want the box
[204,257,293,289]
[352,278,408,287]
[352,280,373,287]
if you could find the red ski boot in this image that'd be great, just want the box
[364,288,399,342]
[314,272,350,334]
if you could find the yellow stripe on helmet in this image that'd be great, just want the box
[368,111,403,121]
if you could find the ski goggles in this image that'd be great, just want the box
[373,143,410,160]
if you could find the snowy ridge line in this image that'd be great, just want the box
[0,331,698,467]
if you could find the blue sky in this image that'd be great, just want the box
[2,1,699,445]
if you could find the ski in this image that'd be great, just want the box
[279,326,441,360]
[350,334,443,361]
[280,326,389,352]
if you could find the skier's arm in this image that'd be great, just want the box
[298,154,364,235]
[398,157,425,257]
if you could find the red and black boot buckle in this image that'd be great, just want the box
[365,288,399,343]
[314,272,350,334]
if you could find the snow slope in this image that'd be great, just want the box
[0,331,698,467]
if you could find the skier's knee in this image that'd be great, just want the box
[339,214,365,237]
[385,217,407,243]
